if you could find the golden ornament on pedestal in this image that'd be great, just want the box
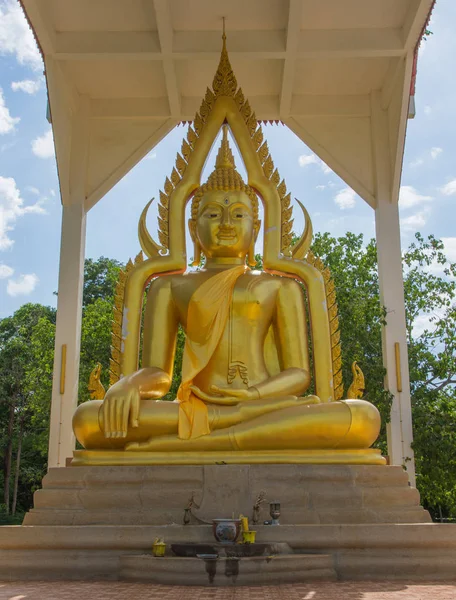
[88,363,105,400]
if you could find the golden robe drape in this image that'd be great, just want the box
[177,265,247,439]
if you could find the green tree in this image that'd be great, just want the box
[78,257,123,397]
[82,257,123,307]
[0,257,121,521]
[402,234,456,520]
[0,304,55,516]
[79,298,116,398]
[311,231,456,518]
[310,232,392,450]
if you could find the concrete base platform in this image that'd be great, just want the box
[24,464,430,526]
[0,464,452,583]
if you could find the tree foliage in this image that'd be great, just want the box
[0,258,120,518]
[82,257,122,307]
[311,232,392,451]
[0,304,56,516]
[402,234,456,518]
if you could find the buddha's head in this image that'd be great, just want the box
[189,126,261,266]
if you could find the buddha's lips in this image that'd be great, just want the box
[217,230,237,241]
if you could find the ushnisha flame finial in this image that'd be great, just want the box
[191,124,258,218]
[212,22,237,98]
[215,124,236,170]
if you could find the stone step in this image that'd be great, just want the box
[24,505,431,526]
[0,524,455,581]
[5,523,455,550]
[40,464,411,488]
[24,464,431,526]
[119,553,336,585]
[30,485,423,511]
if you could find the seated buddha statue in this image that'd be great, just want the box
[73,131,381,456]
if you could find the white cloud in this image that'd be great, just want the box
[440,179,456,196]
[413,313,433,338]
[441,238,456,263]
[320,162,332,175]
[316,185,326,190]
[25,185,40,195]
[11,78,42,94]
[0,175,46,250]
[31,128,55,159]
[0,0,42,70]
[0,140,15,153]
[400,210,429,231]
[426,237,456,276]
[7,273,38,297]
[298,153,318,167]
[145,151,157,160]
[424,105,432,116]
[0,87,20,134]
[298,152,333,175]
[410,158,424,168]
[399,185,433,209]
[410,148,443,168]
[412,307,446,339]
[0,263,13,278]
[431,147,443,160]
[334,187,357,210]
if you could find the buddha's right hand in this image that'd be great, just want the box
[100,380,140,438]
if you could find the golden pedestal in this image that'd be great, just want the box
[71,448,386,467]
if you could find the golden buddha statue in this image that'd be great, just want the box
[72,36,384,466]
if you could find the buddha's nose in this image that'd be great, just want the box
[220,207,232,226]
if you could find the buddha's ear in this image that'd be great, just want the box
[188,219,202,267]
[188,219,197,242]
[254,220,262,242]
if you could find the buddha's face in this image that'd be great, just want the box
[193,190,256,259]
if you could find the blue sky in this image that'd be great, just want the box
[0,0,455,319]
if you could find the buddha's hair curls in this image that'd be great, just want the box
[190,125,260,226]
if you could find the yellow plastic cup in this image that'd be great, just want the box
[242,530,256,544]
[152,542,166,557]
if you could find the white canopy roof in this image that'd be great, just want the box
[21,0,433,211]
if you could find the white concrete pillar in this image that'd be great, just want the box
[375,200,415,486]
[48,203,86,468]
[46,89,90,468]
[371,91,415,486]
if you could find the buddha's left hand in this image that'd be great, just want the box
[189,384,259,405]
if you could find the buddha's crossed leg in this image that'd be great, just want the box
[73,394,321,450]
[125,399,379,453]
